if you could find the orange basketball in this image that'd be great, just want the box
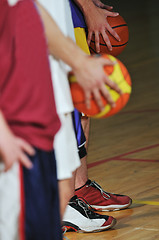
[89,15,129,57]
[69,54,131,118]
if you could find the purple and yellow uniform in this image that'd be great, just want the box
[69,0,91,158]
[69,0,90,55]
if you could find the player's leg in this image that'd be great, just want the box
[74,116,90,189]
[62,108,117,232]
[58,172,76,219]
[73,115,132,212]
[72,112,132,212]
[55,113,80,219]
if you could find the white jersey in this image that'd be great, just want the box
[38,0,75,114]
[37,0,81,180]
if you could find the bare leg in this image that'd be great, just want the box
[58,170,76,219]
[75,116,90,189]
[59,116,90,217]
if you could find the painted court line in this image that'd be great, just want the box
[88,144,159,169]
[115,144,159,158]
[114,158,159,163]
[133,200,159,206]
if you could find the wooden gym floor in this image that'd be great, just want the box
[66,0,159,239]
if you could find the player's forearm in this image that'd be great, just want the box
[36,1,87,72]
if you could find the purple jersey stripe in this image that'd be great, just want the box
[69,0,86,28]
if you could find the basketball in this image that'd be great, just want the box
[89,15,129,57]
[69,54,131,118]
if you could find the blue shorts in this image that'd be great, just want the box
[0,148,62,240]
[22,148,62,240]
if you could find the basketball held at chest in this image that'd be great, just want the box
[69,54,131,119]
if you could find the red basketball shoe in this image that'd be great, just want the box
[75,179,132,211]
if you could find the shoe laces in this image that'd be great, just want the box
[62,226,70,240]
[70,197,96,219]
[89,181,111,200]
[62,226,67,235]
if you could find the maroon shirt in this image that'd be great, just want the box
[0,0,60,151]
